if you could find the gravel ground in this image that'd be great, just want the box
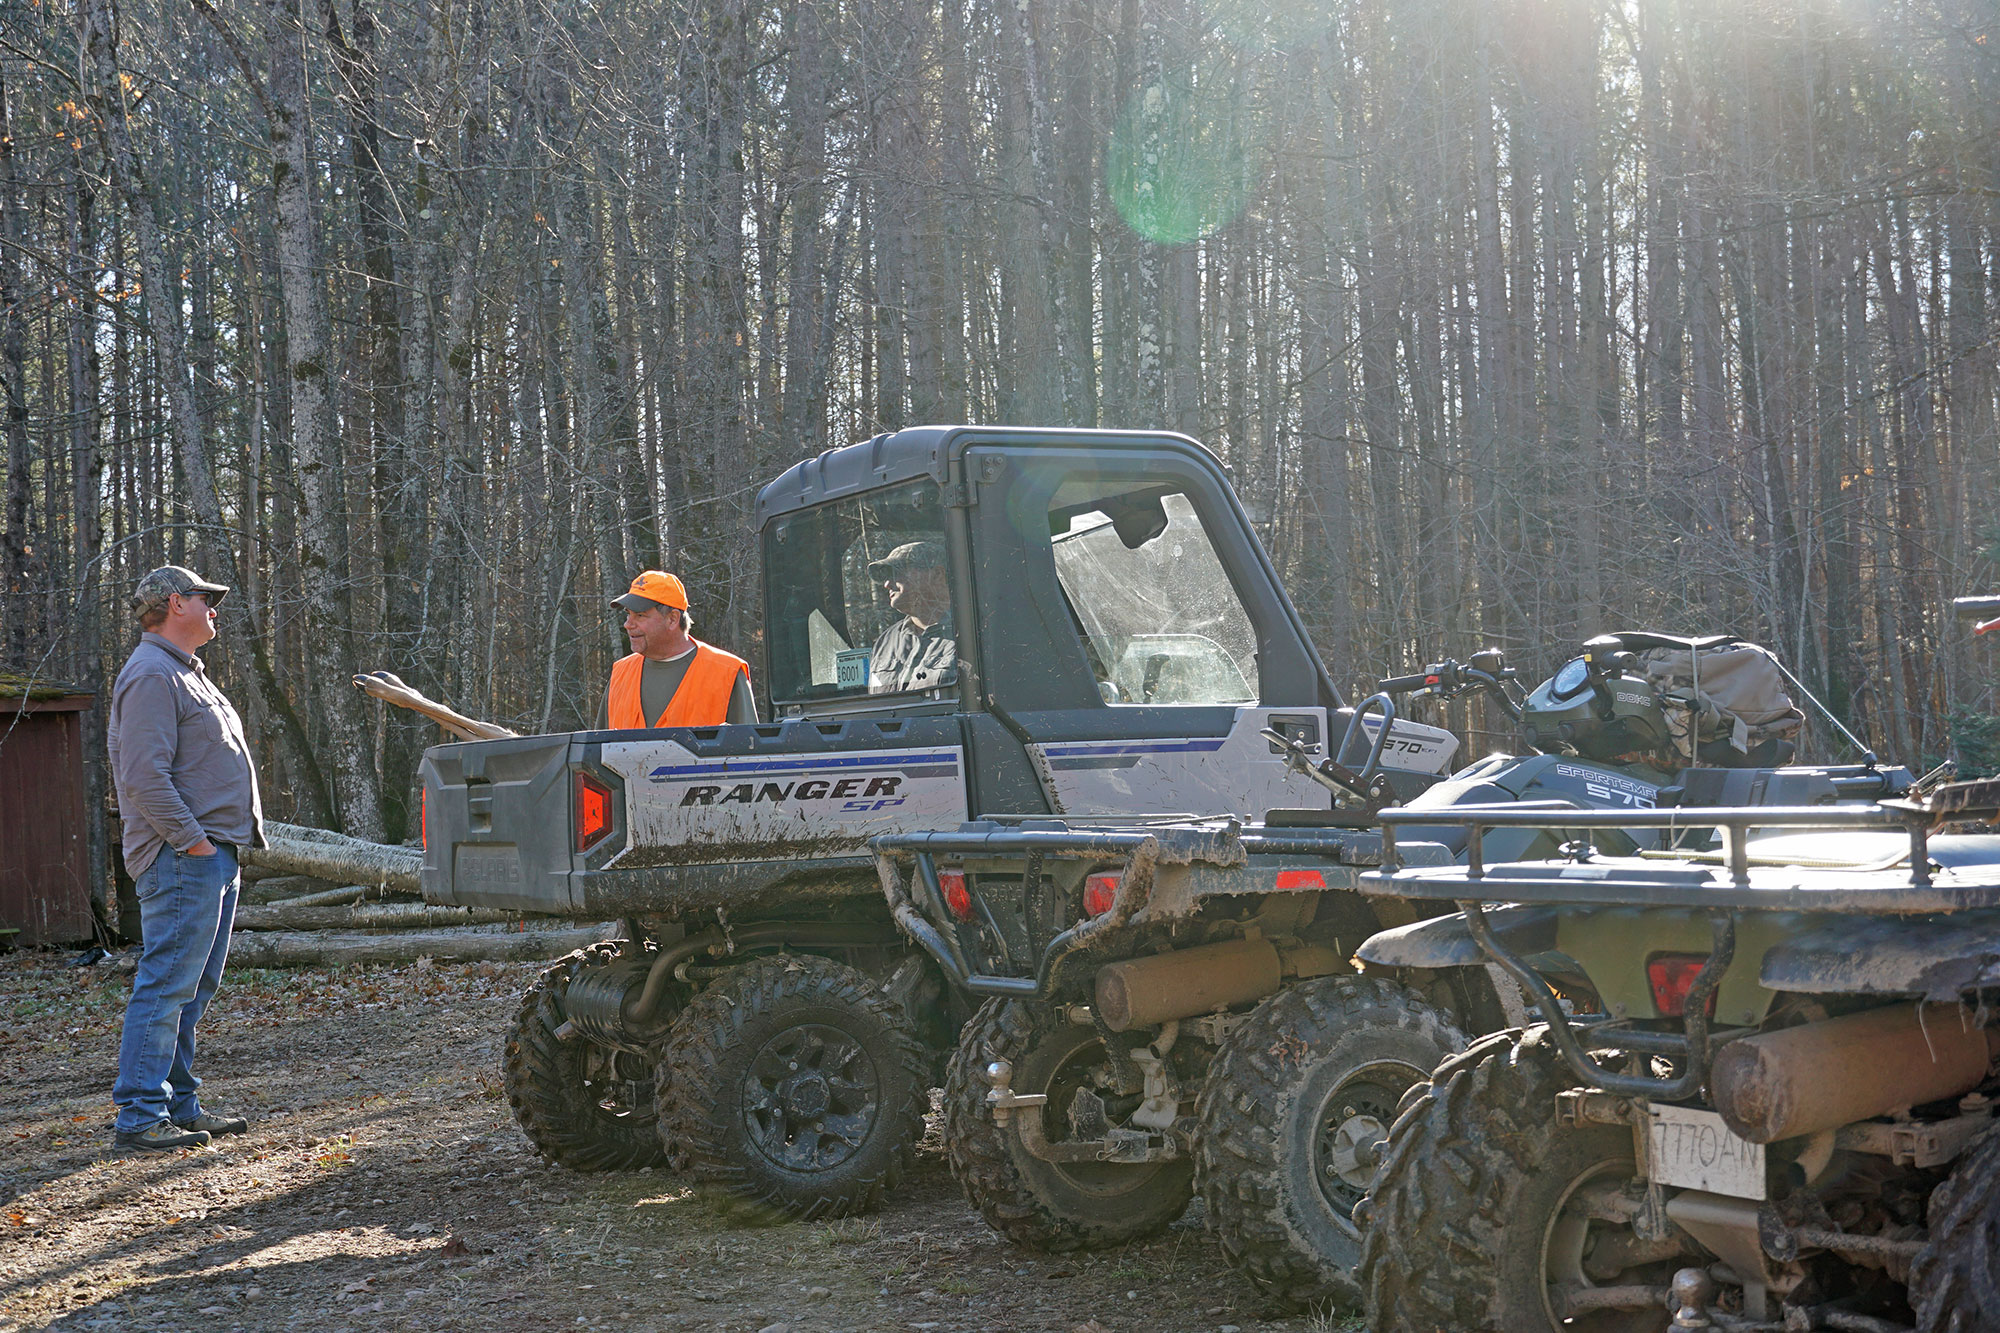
[0,951,1361,1333]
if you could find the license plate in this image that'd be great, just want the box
[1646,1104,1766,1200]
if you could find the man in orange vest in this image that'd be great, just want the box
[599,571,756,729]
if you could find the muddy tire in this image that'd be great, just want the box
[654,954,927,1220]
[503,941,668,1172]
[1196,975,1467,1309]
[1911,1127,2000,1333]
[1359,1027,1673,1333]
[943,998,1193,1252]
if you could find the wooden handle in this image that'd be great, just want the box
[352,672,518,742]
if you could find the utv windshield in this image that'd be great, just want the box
[763,479,958,703]
[1048,489,1258,706]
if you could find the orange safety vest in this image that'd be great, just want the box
[606,642,749,729]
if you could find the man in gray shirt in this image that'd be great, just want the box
[107,565,264,1151]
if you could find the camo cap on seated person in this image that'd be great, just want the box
[867,541,945,582]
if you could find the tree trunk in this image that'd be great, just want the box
[225,923,615,969]
[0,68,31,667]
[266,0,383,836]
[234,901,522,931]
[66,154,109,920]
[245,819,422,892]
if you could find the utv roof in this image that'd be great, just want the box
[754,425,1223,527]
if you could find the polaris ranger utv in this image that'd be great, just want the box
[417,426,1456,1218]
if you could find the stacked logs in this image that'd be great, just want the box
[226,821,610,968]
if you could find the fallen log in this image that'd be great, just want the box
[225,923,616,969]
[244,821,422,894]
[233,902,521,932]
[261,882,378,909]
[240,873,347,904]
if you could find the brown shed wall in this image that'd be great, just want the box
[0,697,97,946]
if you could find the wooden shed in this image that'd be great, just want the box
[0,675,98,947]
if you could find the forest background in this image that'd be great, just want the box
[1,0,1996,871]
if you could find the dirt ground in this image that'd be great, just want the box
[0,950,1359,1333]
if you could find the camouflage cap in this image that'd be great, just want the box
[867,540,945,582]
[133,565,230,613]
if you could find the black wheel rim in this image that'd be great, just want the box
[1311,1060,1426,1222]
[742,1022,880,1172]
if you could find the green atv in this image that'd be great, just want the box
[1351,784,2000,1332]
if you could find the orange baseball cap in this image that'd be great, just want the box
[612,570,689,612]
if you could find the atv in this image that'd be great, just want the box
[1352,784,2000,1332]
[872,633,1916,1310]
[872,803,1477,1308]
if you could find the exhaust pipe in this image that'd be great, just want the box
[1711,1004,2000,1144]
[1095,937,1345,1031]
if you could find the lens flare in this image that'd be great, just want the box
[1108,70,1266,245]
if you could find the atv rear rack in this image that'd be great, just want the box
[874,818,1433,1002]
[1361,802,2000,1101]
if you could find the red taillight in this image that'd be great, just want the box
[575,771,614,852]
[1083,871,1121,918]
[420,788,428,851]
[1646,954,1715,1017]
[938,870,973,921]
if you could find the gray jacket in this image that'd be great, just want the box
[109,633,265,878]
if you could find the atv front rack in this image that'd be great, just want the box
[1364,803,2000,911]
[874,818,1432,1002]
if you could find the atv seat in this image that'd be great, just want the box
[1606,631,1742,653]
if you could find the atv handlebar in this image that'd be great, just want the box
[1375,653,1524,722]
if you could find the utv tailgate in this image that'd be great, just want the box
[421,718,970,916]
[421,734,580,912]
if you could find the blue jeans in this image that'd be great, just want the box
[113,844,239,1132]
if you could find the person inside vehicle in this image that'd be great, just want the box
[600,570,757,727]
[867,541,956,693]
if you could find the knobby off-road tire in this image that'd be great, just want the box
[1360,1027,1670,1333]
[654,953,928,1220]
[503,941,668,1172]
[944,998,1194,1252]
[1910,1126,2000,1333]
[1195,975,1468,1309]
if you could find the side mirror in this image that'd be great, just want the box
[1108,496,1170,549]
